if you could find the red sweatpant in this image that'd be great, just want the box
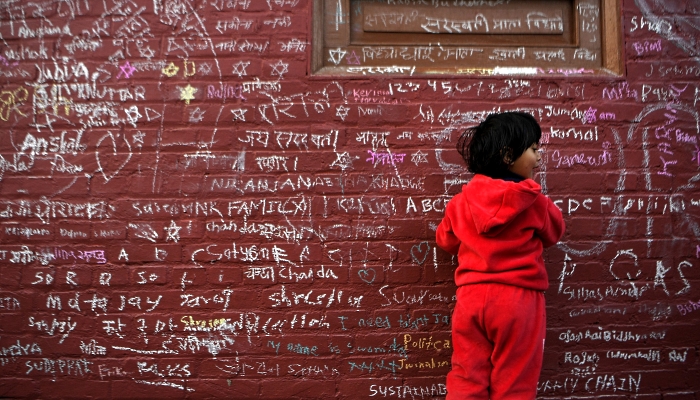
[447,283,546,400]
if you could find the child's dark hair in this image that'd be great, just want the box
[457,112,542,177]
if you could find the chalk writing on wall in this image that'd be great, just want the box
[0,0,698,398]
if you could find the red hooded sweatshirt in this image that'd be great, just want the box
[436,174,565,291]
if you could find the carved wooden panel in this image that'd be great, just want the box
[311,0,622,76]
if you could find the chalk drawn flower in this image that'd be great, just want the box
[162,62,179,77]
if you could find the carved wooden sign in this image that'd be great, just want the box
[312,0,622,76]
[362,5,564,34]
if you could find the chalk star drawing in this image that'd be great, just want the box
[164,220,182,242]
[198,61,212,75]
[180,84,197,105]
[117,61,137,79]
[328,48,347,65]
[270,60,289,78]
[231,108,248,121]
[162,62,179,77]
[331,151,354,170]
[189,107,205,123]
[232,61,250,77]
[411,150,429,165]
[583,106,597,124]
[132,131,146,149]
[138,44,155,59]
[346,51,361,65]
[335,105,350,121]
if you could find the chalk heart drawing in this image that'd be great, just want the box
[95,131,132,182]
[358,268,376,284]
[411,241,431,265]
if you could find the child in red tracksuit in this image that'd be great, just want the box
[436,112,565,399]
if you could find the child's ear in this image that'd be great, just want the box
[501,148,514,165]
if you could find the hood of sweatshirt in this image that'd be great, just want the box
[464,174,541,235]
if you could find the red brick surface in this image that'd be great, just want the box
[0,0,698,398]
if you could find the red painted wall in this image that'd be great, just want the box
[0,0,699,398]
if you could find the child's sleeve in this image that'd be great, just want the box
[537,197,566,248]
[436,211,461,255]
